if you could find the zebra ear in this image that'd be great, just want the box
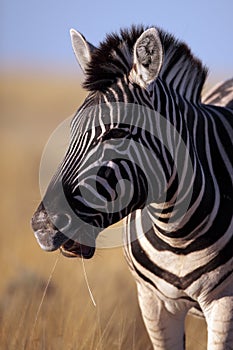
[70,29,96,73]
[129,28,163,88]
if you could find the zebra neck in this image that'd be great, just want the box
[146,202,185,233]
[157,34,207,103]
[141,203,197,249]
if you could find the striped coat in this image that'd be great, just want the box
[32,26,233,349]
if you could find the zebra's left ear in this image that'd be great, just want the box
[70,29,96,73]
[129,28,163,88]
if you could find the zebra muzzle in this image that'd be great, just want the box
[31,202,70,252]
[31,202,96,259]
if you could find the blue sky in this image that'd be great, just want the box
[2,0,233,80]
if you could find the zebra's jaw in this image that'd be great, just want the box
[60,239,95,259]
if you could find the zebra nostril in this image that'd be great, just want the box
[53,213,71,232]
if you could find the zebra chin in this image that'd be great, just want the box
[60,239,95,259]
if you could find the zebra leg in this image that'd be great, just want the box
[201,285,233,350]
[137,283,187,350]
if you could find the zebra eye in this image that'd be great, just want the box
[101,128,130,142]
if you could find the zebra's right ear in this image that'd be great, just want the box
[129,28,163,88]
[70,29,96,73]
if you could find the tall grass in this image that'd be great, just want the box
[0,72,207,349]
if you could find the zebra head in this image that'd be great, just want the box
[31,27,184,258]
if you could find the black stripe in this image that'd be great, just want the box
[131,233,233,289]
[132,263,195,303]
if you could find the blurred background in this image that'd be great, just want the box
[1,0,232,349]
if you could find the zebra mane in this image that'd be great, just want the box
[83,25,208,100]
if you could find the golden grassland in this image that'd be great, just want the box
[0,72,208,349]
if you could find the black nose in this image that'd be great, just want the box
[31,201,72,233]
[31,202,70,251]
[31,202,52,232]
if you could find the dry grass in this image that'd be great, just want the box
[0,71,207,349]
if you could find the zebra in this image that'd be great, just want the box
[31,25,233,349]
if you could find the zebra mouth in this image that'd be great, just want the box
[60,239,95,259]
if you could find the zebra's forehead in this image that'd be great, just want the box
[70,102,121,141]
[69,97,176,158]
[70,90,123,130]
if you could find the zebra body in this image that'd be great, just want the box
[32,26,233,349]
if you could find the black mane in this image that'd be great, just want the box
[83,25,208,100]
